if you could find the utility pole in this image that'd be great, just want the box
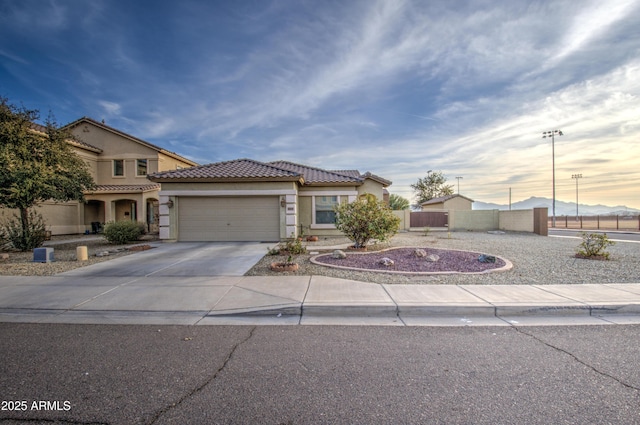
[542,130,563,227]
[572,173,582,220]
[455,176,463,194]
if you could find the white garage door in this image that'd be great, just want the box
[177,197,280,242]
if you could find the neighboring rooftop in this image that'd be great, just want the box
[421,194,474,205]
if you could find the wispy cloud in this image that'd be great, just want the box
[2,0,639,207]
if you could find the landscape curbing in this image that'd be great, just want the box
[309,246,513,275]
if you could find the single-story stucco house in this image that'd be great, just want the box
[147,159,392,242]
[421,194,474,211]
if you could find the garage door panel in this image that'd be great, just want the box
[178,197,280,242]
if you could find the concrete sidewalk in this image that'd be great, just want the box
[1,274,640,326]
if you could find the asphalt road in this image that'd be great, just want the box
[549,229,640,243]
[2,324,640,424]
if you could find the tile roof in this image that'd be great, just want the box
[148,158,392,187]
[148,159,303,182]
[86,184,161,193]
[329,169,362,178]
[269,161,361,184]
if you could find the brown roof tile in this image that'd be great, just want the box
[148,158,392,187]
[87,184,160,193]
[148,158,302,181]
[269,161,361,185]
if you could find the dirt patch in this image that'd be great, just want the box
[311,247,509,274]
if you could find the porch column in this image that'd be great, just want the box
[105,201,115,223]
[139,195,147,226]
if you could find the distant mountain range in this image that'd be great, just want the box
[473,196,640,216]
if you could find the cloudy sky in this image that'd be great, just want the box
[2,0,639,208]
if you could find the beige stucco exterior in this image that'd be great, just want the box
[421,194,473,211]
[156,178,390,242]
[7,118,198,235]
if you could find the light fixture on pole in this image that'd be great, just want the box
[542,129,563,227]
[572,173,582,220]
[455,176,463,194]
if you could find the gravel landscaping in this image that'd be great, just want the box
[0,235,158,276]
[245,231,640,285]
[2,231,637,286]
[311,247,509,274]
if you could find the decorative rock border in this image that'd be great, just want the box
[310,246,513,275]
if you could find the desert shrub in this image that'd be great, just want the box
[268,234,305,256]
[103,221,145,245]
[283,236,305,255]
[576,232,615,259]
[334,193,400,248]
[0,210,47,251]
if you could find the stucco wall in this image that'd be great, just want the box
[1,202,84,235]
[499,209,534,232]
[393,210,411,230]
[448,209,538,233]
[449,210,500,231]
[357,180,384,198]
[70,122,195,186]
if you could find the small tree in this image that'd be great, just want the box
[411,171,454,205]
[0,97,95,250]
[334,193,400,249]
[388,194,410,211]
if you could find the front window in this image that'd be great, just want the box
[113,159,124,177]
[137,159,148,176]
[315,196,338,224]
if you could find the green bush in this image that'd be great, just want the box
[0,210,47,251]
[576,232,615,259]
[334,193,400,248]
[103,221,146,245]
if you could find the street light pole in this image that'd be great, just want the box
[542,130,563,227]
[455,176,463,194]
[572,173,582,220]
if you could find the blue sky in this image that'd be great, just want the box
[2,0,639,208]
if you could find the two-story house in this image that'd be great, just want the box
[30,117,197,235]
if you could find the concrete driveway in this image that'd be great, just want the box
[59,242,269,277]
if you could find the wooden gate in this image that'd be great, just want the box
[410,211,448,227]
